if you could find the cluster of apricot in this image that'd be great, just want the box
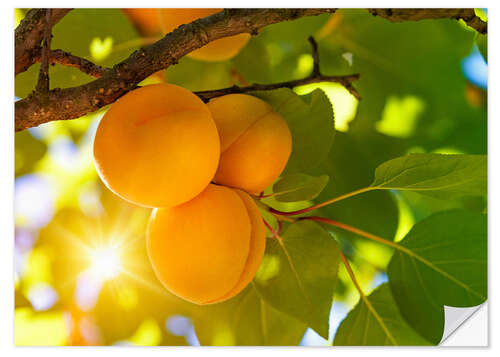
[122,8,250,62]
[93,83,292,305]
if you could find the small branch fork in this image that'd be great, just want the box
[15,8,72,75]
[34,49,107,78]
[194,36,360,102]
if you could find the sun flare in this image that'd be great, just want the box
[88,245,122,281]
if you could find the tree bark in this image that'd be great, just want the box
[15,8,72,75]
[15,9,335,131]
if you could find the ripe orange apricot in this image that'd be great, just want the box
[207,94,293,194]
[93,83,220,208]
[146,184,266,305]
[122,9,162,37]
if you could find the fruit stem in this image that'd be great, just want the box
[268,186,374,216]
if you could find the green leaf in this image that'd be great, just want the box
[309,131,399,239]
[334,284,432,346]
[387,209,487,343]
[477,34,487,63]
[254,220,340,338]
[272,173,329,202]
[371,154,487,200]
[192,285,306,346]
[251,88,335,175]
[231,286,307,345]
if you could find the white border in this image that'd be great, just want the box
[2,0,497,355]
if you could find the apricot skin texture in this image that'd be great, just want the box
[122,9,250,61]
[93,83,220,208]
[146,184,266,305]
[122,9,162,36]
[208,94,293,194]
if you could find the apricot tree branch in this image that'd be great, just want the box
[34,34,359,101]
[194,36,360,102]
[35,9,53,93]
[15,9,337,132]
[15,8,487,132]
[15,8,72,75]
[368,8,487,34]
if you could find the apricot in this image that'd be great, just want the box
[146,184,266,305]
[122,9,162,37]
[93,83,220,208]
[207,94,292,194]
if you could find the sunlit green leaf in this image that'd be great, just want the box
[387,209,487,343]
[192,285,306,346]
[334,284,432,346]
[375,95,426,138]
[254,220,340,338]
[272,173,329,202]
[371,154,487,199]
[232,286,307,345]
[89,36,114,62]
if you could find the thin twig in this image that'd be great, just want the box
[33,49,108,78]
[308,36,321,76]
[35,9,52,93]
[195,73,361,102]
